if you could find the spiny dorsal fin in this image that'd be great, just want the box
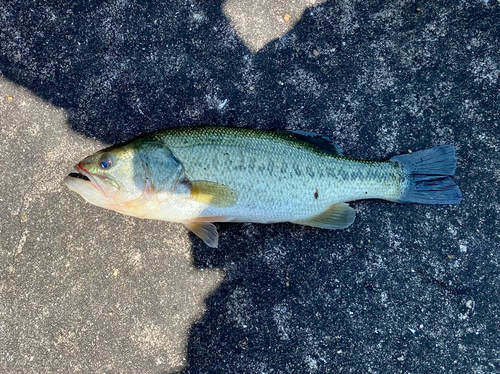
[280,130,343,156]
[292,202,355,229]
[183,221,219,248]
[190,180,238,208]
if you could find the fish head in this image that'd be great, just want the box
[64,143,146,210]
[64,140,187,216]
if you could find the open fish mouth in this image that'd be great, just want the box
[68,172,91,181]
[75,164,107,196]
[68,164,120,199]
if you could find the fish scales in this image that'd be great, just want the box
[65,126,462,247]
[148,127,401,222]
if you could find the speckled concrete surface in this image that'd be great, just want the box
[1,0,499,373]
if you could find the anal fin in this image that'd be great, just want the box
[292,202,355,229]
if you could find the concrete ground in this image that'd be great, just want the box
[1,0,499,373]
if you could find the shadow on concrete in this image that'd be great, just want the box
[2,0,500,372]
[0,0,379,146]
[173,217,487,373]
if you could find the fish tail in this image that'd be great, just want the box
[390,145,463,205]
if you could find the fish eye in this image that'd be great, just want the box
[98,154,113,170]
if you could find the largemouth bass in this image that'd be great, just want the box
[64,126,462,247]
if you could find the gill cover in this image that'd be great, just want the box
[134,141,186,194]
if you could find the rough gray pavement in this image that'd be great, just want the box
[1,0,500,373]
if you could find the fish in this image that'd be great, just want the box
[64,126,462,247]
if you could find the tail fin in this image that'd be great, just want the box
[390,145,462,204]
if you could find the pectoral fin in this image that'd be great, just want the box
[183,221,219,248]
[190,180,237,208]
[292,203,355,229]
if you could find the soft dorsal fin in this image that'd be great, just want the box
[280,130,343,156]
[190,180,238,208]
[292,202,355,229]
